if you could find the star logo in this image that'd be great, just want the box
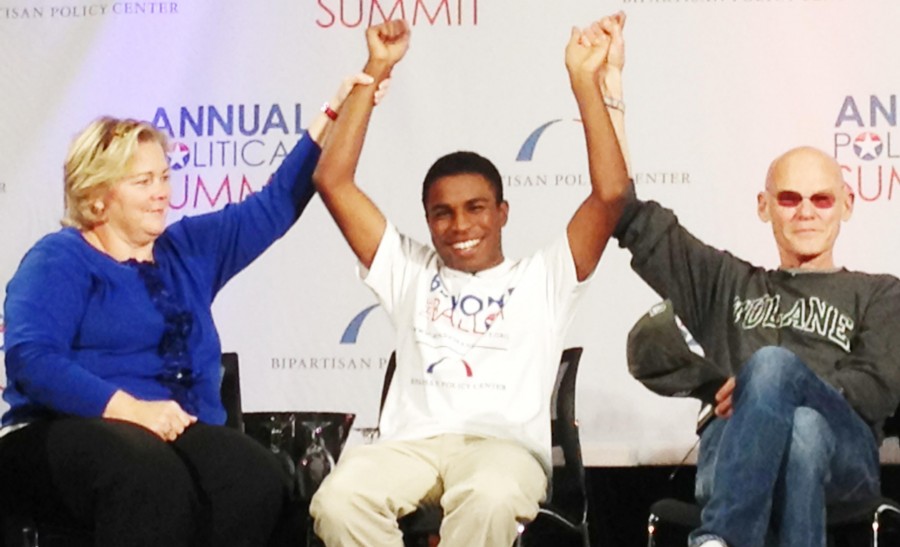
[852,132,883,161]
[167,142,191,170]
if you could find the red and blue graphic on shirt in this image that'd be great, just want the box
[423,273,513,378]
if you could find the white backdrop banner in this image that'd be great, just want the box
[1,0,899,465]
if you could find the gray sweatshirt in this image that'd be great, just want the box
[614,197,900,436]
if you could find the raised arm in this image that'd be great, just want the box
[313,20,411,269]
[596,13,631,177]
[565,13,632,281]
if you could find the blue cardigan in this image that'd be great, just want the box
[3,134,320,427]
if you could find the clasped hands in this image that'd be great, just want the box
[566,11,625,93]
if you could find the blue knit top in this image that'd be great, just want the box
[2,134,320,426]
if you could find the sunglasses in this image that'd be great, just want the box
[770,190,836,209]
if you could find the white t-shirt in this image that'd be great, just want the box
[360,223,591,472]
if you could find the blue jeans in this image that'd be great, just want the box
[689,347,880,547]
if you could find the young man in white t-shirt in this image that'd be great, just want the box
[309,15,630,547]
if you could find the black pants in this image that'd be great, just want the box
[0,418,293,547]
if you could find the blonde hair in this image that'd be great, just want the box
[62,117,169,230]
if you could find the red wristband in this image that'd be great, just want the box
[321,102,338,121]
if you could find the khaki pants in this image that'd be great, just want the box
[310,434,547,547]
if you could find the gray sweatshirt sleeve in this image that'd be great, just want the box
[613,195,752,344]
[828,275,900,425]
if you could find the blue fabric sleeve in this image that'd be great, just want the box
[163,133,321,299]
[4,240,120,418]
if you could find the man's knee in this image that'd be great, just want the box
[449,487,518,524]
[313,442,443,523]
[443,476,541,524]
[787,407,834,477]
[310,466,411,547]
[741,346,801,380]
[310,472,353,520]
[737,346,811,398]
[310,463,388,525]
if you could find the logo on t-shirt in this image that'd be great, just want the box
[415,273,515,377]
[426,357,473,377]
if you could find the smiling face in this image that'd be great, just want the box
[100,140,171,248]
[757,146,854,270]
[425,173,509,273]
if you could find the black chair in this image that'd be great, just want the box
[1,352,245,547]
[378,347,591,547]
[221,351,244,431]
